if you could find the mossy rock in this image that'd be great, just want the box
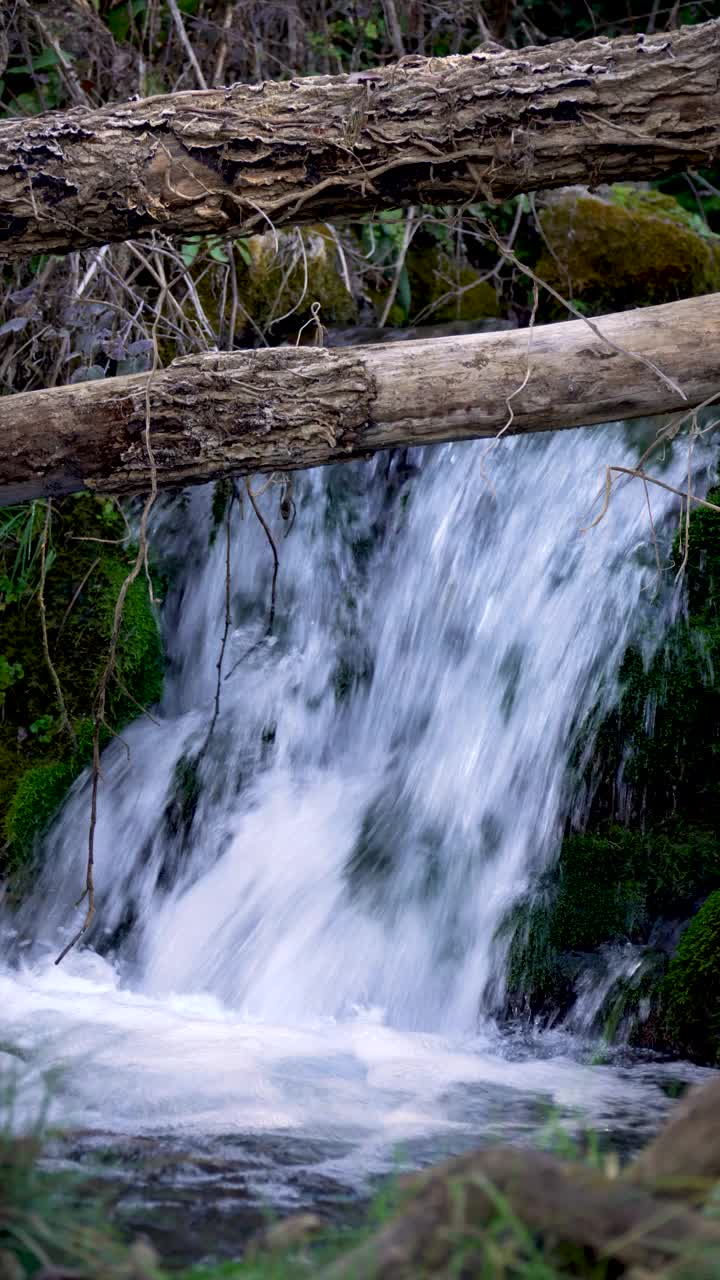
[536,186,720,315]
[0,495,163,874]
[370,244,501,326]
[663,889,720,1064]
[237,226,357,336]
[505,824,720,1023]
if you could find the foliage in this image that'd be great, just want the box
[0,496,163,875]
[663,889,720,1063]
[0,1088,157,1280]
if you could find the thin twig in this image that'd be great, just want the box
[245,478,279,633]
[224,479,281,680]
[641,477,663,582]
[486,281,539,450]
[379,206,417,327]
[57,557,100,637]
[580,467,720,535]
[110,668,161,727]
[213,1,234,87]
[166,0,208,89]
[675,425,696,582]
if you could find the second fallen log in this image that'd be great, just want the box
[1,293,718,506]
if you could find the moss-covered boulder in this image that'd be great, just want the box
[663,889,720,1064]
[505,824,720,1021]
[403,246,500,324]
[368,243,500,327]
[0,496,163,876]
[536,185,720,315]
[238,226,358,335]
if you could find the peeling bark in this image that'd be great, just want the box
[0,21,718,260]
[0,294,718,505]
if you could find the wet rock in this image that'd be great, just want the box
[246,1211,323,1257]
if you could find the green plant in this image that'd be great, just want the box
[663,889,720,1063]
[0,495,164,875]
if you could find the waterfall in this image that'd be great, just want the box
[0,423,714,1182]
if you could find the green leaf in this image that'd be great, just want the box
[30,714,57,743]
[180,236,202,267]
[13,91,44,116]
[0,656,24,693]
[34,48,73,72]
[235,239,253,266]
[364,19,379,39]
[207,237,229,264]
[6,49,71,75]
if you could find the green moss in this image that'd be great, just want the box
[405,247,500,323]
[663,889,720,1064]
[0,495,164,875]
[506,823,720,1021]
[536,186,720,315]
[369,244,501,326]
[5,759,78,859]
[237,227,357,337]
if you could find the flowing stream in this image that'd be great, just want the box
[0,421,716,1261]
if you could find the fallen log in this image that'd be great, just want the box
[1,293,718,506]
[0,20,718,260]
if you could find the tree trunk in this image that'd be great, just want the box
[1,293,717,506]
[0,20,718,260]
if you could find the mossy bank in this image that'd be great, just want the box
[0,495,163,884]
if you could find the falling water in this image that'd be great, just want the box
[0,422,715,1244]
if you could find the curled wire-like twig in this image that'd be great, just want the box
[245,478,279,635]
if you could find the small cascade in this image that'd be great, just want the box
[0,423,715,1187]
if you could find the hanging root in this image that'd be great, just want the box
[203,481,237,747]
[224,476,282,683]
[55,294,165,965]
[245,477,279,634]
